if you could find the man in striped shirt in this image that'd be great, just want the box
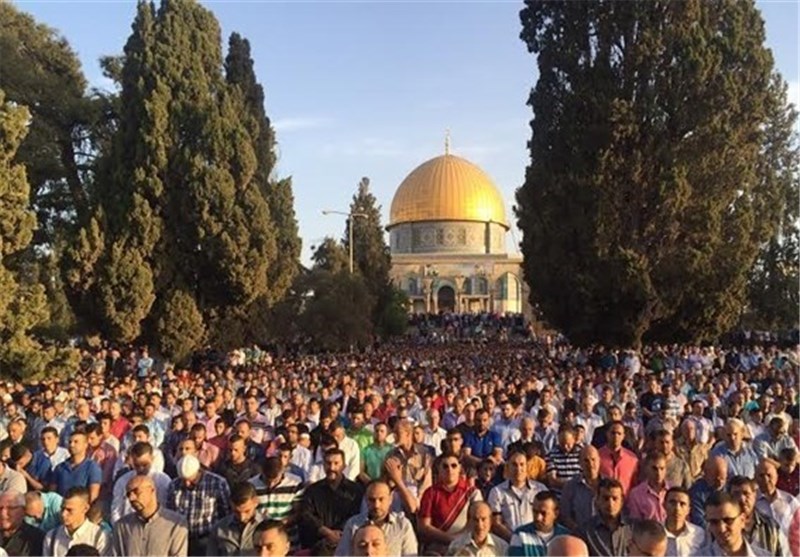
[544,426,582,497]
[249,456,303,546]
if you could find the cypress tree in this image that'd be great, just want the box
[67,0,276,353]
[0,91,79,378]
[517,0,798,346]
[225,33,300,301]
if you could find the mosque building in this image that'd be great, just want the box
[387,140,529,315]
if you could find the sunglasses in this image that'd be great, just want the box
[707,514,740,527]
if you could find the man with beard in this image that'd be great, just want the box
[508,491,569,555]
[300,449,363,555]
[700,492,772,556]
[334,480,417,556]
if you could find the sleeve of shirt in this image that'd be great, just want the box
[418,487,434,520]
[689,491,706,528]
[486,486,502,514]
[110,475,127,524]
[89,461,103,486]
[561,480,575,523]
[10,472,26,494]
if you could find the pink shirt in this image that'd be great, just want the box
[598,446,639,495]
[626,481,667,521]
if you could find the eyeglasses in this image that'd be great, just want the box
[707,514,740,527]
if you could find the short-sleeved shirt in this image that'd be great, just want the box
[464,429,502,459]
[362,443,394,480]
[50,458,103,496]
[419,478,482,534]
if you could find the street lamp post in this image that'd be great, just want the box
[322,209,368,274]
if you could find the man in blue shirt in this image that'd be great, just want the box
[689,455,728,527]
[463,409,503,467]
[48,431,102,503]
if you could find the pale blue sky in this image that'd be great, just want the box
[15,0,800,265]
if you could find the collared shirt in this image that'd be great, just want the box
[598,446,639,495]
[448,531,508,557]
[491,418,521,450]
[710,442,759,479]
[206,510,265,557]
[111,506,188,557]
[626,481,667,522]
[744,511,783,557]
[28,447,70,482]
[753,432,798,460]
[545,445,582,496]
[299,477,364,550]
[166,470,231,537]
[689,478,724,527]
[561,476,597,529]
[50,457,103,496]
[578,515,631,557]
[464,429,502,459]
[756,489,797,530]
[674,441,709,480]
[362,442,394,480]
[335,511,418,556]
[665,522,706,557]
[487,480,546,533]
[425,426,448,456]
[509,523,569,556]
[43,519,110,556]
[249,473,304,521]
[25,492,63,532]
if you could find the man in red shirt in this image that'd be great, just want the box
[598,421,639,495]
[418,452,482,555]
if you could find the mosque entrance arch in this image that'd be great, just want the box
[437,285,456,313]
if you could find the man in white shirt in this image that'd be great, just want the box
[423,409,447,456]
[331,423,361,482]
[43,487,109,556]
[110,442,171,524]
[487,451,546,541]
[664,487,705,557]
[755,460,797,533]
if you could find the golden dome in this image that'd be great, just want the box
[389,154,508,228]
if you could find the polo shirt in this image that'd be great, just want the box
[509,523,569,556]
[419,478,482,534]
[50,457,102,496]
[362,443,394,480]
[597,446,639,495]
[28,448,70,482]
[626,481,667,521]
[487,480,546,533]
[464,429,502,459]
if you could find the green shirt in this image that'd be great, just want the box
[349,427,374,451]
[362,443,394,480]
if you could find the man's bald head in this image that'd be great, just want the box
[547,535,589,557]
[704,455,727,489]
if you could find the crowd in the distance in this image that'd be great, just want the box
[0,333,798,557]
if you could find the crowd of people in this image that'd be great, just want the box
[0,333,797,557]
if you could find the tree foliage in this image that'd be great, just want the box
[0,3,95,247]
[516,0,798,346]
[0,91,79,379]
[225,33,300,302]
[344,177,403,336]
[64,0,279,354]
